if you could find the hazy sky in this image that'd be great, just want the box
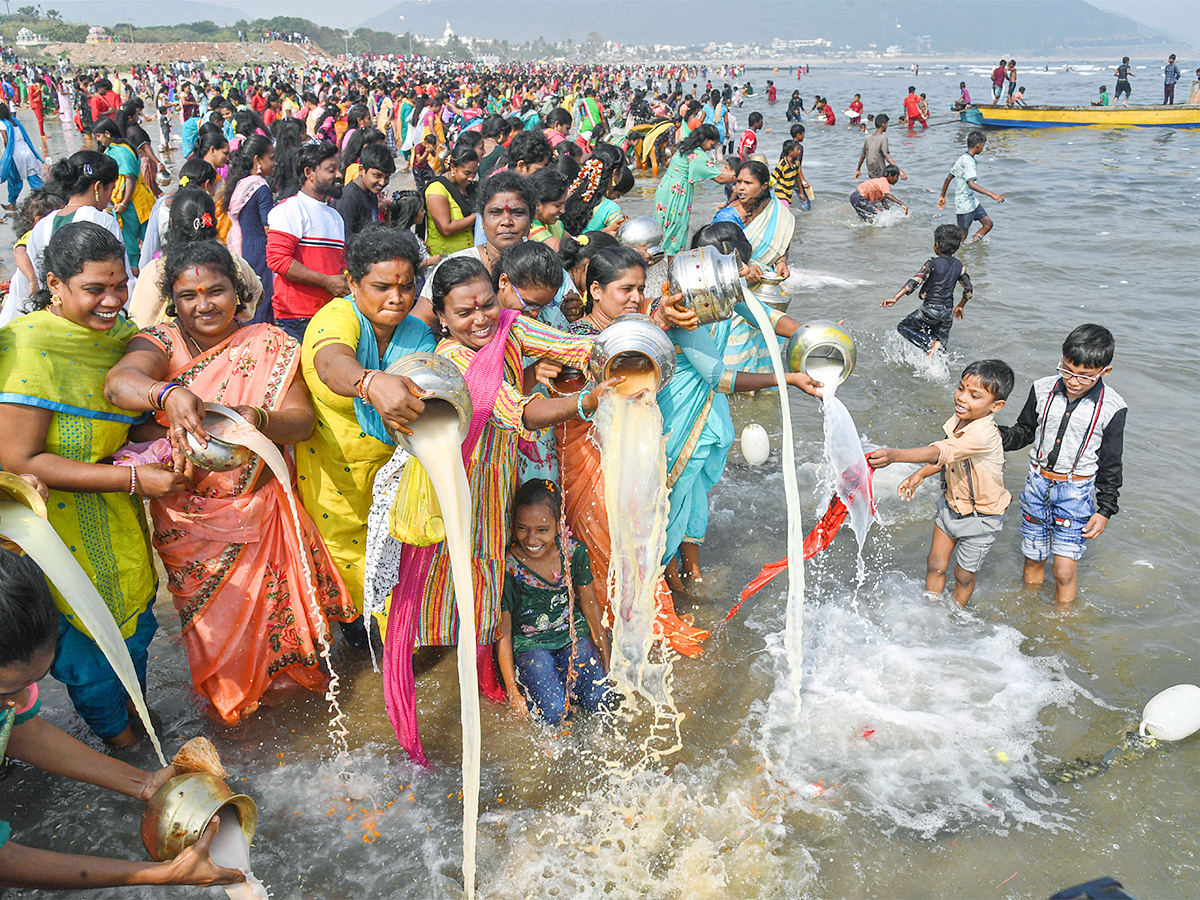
[1088,0,1200,49]
[197,0,1199,46]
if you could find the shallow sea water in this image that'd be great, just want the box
[4,59,1199,899]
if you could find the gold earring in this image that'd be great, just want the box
[50,294,62,307]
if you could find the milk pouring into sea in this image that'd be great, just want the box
[399,401,481,900]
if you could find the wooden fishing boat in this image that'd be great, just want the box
[958,104,1200,129]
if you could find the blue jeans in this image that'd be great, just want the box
[273,316,311,343]
[515,634,610,725]
[51,603,157,738]
[1019,469,1096,562]
[897,307,953,352]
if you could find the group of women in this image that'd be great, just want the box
[0,63,821,773]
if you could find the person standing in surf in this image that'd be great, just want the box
[867,360,1014,607]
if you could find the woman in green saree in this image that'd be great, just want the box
[0,222,187,745]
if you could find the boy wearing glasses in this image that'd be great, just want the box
[1001,325,1127,605]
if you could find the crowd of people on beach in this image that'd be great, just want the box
[0,51,1133,890]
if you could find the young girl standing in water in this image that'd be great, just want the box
[498,480,611,725]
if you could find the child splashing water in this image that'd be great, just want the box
[498,480,612,724]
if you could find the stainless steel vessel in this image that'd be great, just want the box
[383,353,473,451]
[183,403,255,472]
[587,313,676,390]
[616,216,665,264]
[667,246,742,325]
[785,321,857,387]
[752,272,789,311]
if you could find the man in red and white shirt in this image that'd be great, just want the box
[266,142,349,341]
[738,111,763,160]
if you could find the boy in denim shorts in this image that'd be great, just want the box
[869,360,1014,606]
[1001,325,1127,605]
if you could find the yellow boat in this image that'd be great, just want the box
[959,104,1200,129]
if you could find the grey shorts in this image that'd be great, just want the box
[935,495,1003,573]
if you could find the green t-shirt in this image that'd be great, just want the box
[502,537,593,654]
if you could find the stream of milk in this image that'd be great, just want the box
[399,401,481,900]
[593,390,682,764]
[0,500,167,766]
[740,285,806,711]
[207,807,270,899]
[214,417,349,757]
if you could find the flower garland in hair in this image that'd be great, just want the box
[569,158,605,205]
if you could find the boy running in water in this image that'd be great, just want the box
[938,131,1004,242]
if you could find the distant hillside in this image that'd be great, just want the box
[362,0,1180,54]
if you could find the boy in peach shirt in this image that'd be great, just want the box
[868,360,1015,606]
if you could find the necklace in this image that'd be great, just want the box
[183,321,239,358]
[479,242,500,269]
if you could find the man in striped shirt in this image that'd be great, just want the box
[266,142,349,341]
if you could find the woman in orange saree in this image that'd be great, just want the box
[106,240,355,724]
[557,247,709,657]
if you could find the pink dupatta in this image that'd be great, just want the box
[225,174,268,256]
[383,308,520,765]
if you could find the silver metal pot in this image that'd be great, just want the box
[752,272,789,312]
[616,216,664,264]
[183,403,255,472]
[587,313,676,390]
[141,773,257,862]
[668,246,743,325]
[785,321,857,387]
[383,353,473,452]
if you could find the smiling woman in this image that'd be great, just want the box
[0,222,187,746]
[104,239,354,725]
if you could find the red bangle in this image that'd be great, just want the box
[358,370,378,405]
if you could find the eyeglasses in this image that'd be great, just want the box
[511,283,529,310]
[1056,361,1101,386]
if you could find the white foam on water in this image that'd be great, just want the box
[402,402,481,900]
[0,500,166,765]
[754,577,1087,838]
[781,270,871,291]
[477,763,816,900]
[881,333,954,384]
[867,207,909,228]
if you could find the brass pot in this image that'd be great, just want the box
[183,404,255,472]
[383,353,473,452]
[616,216,665,264]
[785,321,857,387]
[752,272,789,312]
[0,472,47,519]
[668,246,742,325]
[141,773,257,862]
[587,313,676,390]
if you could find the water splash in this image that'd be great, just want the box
[756,578,1088,838]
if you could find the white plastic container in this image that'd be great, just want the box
[740,424,770,466]
[1139,683,1200,741]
